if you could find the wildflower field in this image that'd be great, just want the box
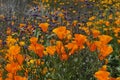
[0,0,120,80]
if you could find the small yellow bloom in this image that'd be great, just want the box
[89,16,96,21]
[19,23,26,28]
[105,59,108,64]
[42,67,48,75]
[43,51,48,56]
[41,61,44,65]
[30,59,35,64]
[72,10,76,13]
[19,41,25,46]
[118,39,120,44]
[87,22,92,27]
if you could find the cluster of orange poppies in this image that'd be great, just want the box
[0,36,26,80]
[0,21,119,80]
[0,0,120,80]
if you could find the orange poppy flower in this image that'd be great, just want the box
[105,21,110,26]
[65,41,78,55]
[14,76,27,80]
[0,39,2,48]
[6,73,13,79]
[5,62,21,74]
[99,45,113,60]
[29,43,44,58]
[5,78,12,80]
[94,41,102,50]
[98,35,113,44]
[91,29,100,38]
[60,53,68,61]
[61,46,66,55]
[74,34,87,49]
[86,41,97,52]
[109,77,116,80]
[94,70,110,80]
[55,41,64,54]
[0,40,2,44]
[8,45,20,56]
[16,54,24,65]
[99,65,107,71]
[46,46,56,56]
[52,26,70,40]
[0,77,2,80]
[30,37,38,44]
[39,23,49,32]
[55,41,68,61]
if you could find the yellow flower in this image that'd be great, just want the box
[41,61,44,65]
[72,20,78,26]
[86,22,92,27]
[6,36,17,47]
[116,77,120,80]
[42,67,48,75]
[105,59,109,64]
[19,41,25,46]
[19,23,26,28]
[89,16,96,21]
[118,39,120,44]
[30,59,35,64]
[43,51,48,56]
[0,15,5,19]
[115,20,120,25]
